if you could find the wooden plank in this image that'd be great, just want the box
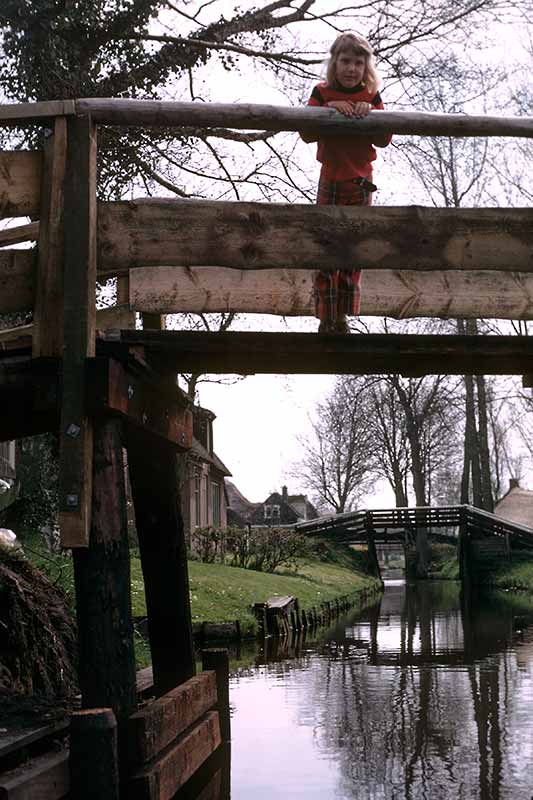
[97,201,533,274]
[86,357,193,448]
[0,250,34,313]
[0,720,69,760]
[0,307,135,347]
[0,357,59,441]
[128,672,217,764]
[107,329,533,377]
[72,419,137,720]
[0,151,42,219]
[33,118,67,357]
[128,427,196,696]
[129,711,221,800]
[0,100,76,123]
[0,221,39,246]
[0,750,69,800]
[76,99,533,138]
[58,116,96,548]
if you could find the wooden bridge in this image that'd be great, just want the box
[0,98,532,798]
[296,505,533,580]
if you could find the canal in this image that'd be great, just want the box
[227,580,533,799]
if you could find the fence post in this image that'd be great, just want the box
[202,648,231,744]
[70,708,119,800]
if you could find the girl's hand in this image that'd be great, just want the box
[327,100,357,117]
[351,101,372,118]
[327,100,372,118]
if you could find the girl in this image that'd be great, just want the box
[301,32,391,333]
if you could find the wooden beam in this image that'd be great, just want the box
[86,357,193,448]
[76,99,533,138]
[0,250,34,313]
[0,221,38,246]
[0,357,59,441]
[0,100,76,124]
[106,329,533,376]
[72,418,137,720]
[0,750,69,799]
[128,711,221,800]
[97,201,533,274]
[0,307,135,349]
[33,118,68,357]
[128,672,217,765]
[129,266,533,320]
[59,116,97,548]
[128,427,196,696]
[0,151,42,220]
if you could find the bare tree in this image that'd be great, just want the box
[296,376,376,513]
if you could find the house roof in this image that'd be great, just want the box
[191,439,232,477]
[494,485,533,529]
[225,480,260,518]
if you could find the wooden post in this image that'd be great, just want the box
[69,708,119,800]
[59,115,97,547]
[128,429,195,695]
[365,513,382,582]
[72,417,137,721]
[202,649,230,744]
[33,116,67,357]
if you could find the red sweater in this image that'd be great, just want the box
[307,81,391,180]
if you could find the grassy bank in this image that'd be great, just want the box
[22,535,381,636]
[133,540,381,636]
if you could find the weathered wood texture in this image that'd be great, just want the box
[128,672,217,765]
[201,651,230,744]
[129,265,533,320]
[108,329,533,376]
[0,250,34,312]
[97,200,533,274]
[59,116,96,547]
[0,221,38,246]
[86,357,193,448]
[69,709,119,800]
[0,750,69,800]
[0,100,75,123]
[128,430,196,695]
[33,118,67,357]
[0,151,42,219]
[72,418,137,721]
[129,711,221,800]
[76,99,533,138]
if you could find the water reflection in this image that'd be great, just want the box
[230,582,533,799]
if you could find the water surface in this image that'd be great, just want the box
[229,581,533,799]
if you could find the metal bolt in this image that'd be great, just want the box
[65,423,81,438]
[66,494,79,508]
[128,384,135,399]
[142,412,148,425]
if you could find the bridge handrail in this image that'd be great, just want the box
[0,100,532,140]
[296,503,533,541]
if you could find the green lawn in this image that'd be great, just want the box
[131,544,381,635]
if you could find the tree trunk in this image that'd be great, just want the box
[475,373,494,512]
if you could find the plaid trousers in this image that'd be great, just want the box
[314,176,373,322]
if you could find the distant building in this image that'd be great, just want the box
[181,405,232,537]
[0,441,15,481]
[494,478,533,529]
[226,483,318,527]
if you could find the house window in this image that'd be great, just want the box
[205,476,210,525]
[212,481,221,526]
[264,504,280,523]
[0,441,15,478]
[194,473,201,527]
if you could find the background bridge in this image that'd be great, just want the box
[296,505,533,581]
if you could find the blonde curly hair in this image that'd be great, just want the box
[326,32,381,95]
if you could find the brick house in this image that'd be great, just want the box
[227,483,318,527]
[181,405,232,539]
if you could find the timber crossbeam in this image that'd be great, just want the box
[0,348,193,449]
[100,329,533,377]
